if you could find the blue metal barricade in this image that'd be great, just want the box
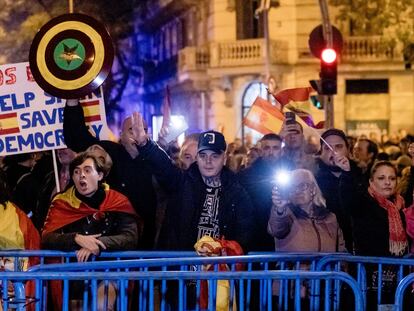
[394,272,414,311]
[29,253,327,310]
[0,269,364,311]
[0,250,195,311]
[316,254,414,310]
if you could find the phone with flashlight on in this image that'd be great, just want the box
[273,169,291,200]
[162,116,189,143]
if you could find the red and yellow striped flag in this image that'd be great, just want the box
[0,112,20,135]
[271,87,313,108]
[243,96,285,134]
[81,100,101,123]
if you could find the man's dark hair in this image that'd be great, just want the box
[359,138,379,160]
[260,133,282,142]
[69,151,108,179]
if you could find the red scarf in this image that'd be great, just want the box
[368,186,408,256]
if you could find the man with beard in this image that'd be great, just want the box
[315,128,362,252]
[280,121,317,173]
[238,134,294,251]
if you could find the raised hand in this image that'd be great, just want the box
[333,154,351,172]
[271,185,289,210]
[66,99,79,106]
[131,112,148,146]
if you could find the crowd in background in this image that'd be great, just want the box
[3,100,414,308]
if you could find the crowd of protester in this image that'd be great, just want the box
[3,99,414,308]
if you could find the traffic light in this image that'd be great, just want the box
[320,48,337,95]
[310,95,324,109]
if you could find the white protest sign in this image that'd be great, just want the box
[0,62,112,156]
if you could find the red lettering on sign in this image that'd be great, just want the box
[26,66,35,82]
[5,67,16,85]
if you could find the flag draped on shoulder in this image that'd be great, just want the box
[242,96,285,134]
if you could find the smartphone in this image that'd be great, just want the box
[162,116,189,143]
[285,112,296,125]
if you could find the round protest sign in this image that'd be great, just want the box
[29,13,114,99]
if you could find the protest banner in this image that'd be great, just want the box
[0,62,111,156]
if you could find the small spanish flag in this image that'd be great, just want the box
[243,96,285,134]
[271,86,313,108]
[81,100,101,123]
[0,112,19,135]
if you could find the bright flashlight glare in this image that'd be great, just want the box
[274,170,290,186]
[170,116,184,129]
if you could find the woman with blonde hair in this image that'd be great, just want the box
[268,168,345,253]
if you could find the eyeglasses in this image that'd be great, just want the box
[289,182,312,193]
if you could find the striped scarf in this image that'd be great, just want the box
[368,186,408,256]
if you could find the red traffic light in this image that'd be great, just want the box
[321,48,337,63]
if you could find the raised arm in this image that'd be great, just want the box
[63,99,99,151]
[130,112,183,191]
[267,186,293,239]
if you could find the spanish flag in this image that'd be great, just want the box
[271,87,313,108]
[80,100,101,123]
[242,96,285,134]
[0,201,40,311]
[285,104,325,129]
[0,112,19,135]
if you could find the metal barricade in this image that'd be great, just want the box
[0,269,364,311]
[394,272,414,311]
[0,250,195,311]
[316,254,414,310]
[29,253,326,310]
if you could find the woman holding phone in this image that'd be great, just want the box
[268,168,345,253]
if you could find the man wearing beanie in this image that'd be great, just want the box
[129,112,253,253]
[315,128,363,253]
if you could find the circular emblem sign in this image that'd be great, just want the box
[29,13,114,99]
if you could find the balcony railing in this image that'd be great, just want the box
[178,46,210,72]
[342,36,401,62]
[210,38,288,67]
[177,36,403,77]
[178,38,288,74]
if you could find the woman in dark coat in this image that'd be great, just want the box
[339,160,409,308]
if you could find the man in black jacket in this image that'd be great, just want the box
[315,128,362,253]
[63,99,157,249]
[131,112,253,252]
[238,133,294,251]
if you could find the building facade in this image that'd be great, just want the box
[136,0,414,142]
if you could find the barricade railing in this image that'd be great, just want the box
[316,254,414,310]
[0,250,195,311]
[0,270,363,311]
[29,253,327,310]
[394,272,414,311]
[0,250,197,269]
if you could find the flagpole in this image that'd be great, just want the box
[318,0,335,127]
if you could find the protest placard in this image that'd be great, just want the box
[0,62,111,156]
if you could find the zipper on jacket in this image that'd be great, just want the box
[311,218,321,252]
